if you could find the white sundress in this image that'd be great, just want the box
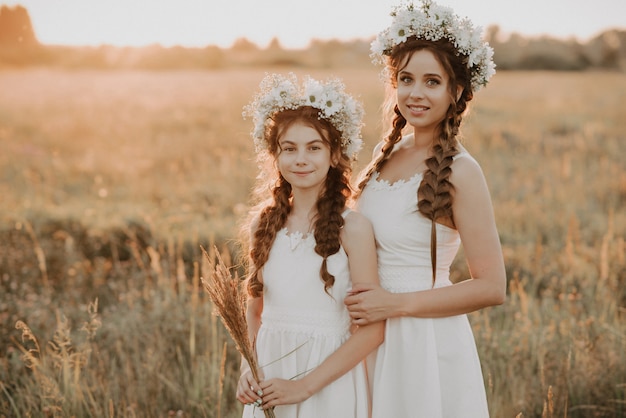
[357,152,490,418]
[242,210,369,418]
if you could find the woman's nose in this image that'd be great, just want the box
[409,84,424,99]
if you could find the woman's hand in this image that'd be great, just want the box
[344,284,395,325]
[236,369,264,407]
[260,378,312,408]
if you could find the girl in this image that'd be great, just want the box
[237,73,384,417]
[344,1,506,417]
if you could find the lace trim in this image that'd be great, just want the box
[279,209,351,250]
[261,306,351,336]
[378,265,452,293]
[368,171,423,191]
[278,228,315,250]
[367,150,471,192]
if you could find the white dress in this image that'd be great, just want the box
[242,211,369,418]
[357,152,490,418]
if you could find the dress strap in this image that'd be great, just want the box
[341,208,352,218]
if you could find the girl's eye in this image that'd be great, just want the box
[309,145,321,151]
[426,78,440,86]
[282,146,295,152]
[399,76,412,84]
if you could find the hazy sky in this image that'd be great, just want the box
[4,0,626,48]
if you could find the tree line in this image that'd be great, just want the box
[1,4,624,71]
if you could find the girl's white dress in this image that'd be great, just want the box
[357,152,490,418]
[242,211,369,418]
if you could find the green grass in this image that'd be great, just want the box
[1,68,625,417]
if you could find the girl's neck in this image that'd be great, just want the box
[287,192,319,235]
[290,190,319,219]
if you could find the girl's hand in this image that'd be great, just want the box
[344,284,394,325]
[260,378,312,408]
[236,369,264,406]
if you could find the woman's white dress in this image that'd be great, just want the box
[242,211,369,418]
[357,152,490,418]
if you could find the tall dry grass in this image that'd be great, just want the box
[0,68,625,417]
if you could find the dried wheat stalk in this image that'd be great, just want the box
[200,246,275,418]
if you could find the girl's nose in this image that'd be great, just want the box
[295,149,307,164]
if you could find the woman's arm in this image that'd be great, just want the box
[345,156,506,323]
[260,211,384,407]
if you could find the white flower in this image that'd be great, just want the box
[303,77,325,108]
[243,73,364,159]
[371,0,496,91]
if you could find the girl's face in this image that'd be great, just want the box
[276,122,333,193]
[396,49,455,135]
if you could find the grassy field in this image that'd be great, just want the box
[0,67,625,417]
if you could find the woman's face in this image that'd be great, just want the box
[395,49,454,135]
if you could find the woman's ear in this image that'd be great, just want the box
[456,85,464,102]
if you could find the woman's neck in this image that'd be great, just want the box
[407,129,437,151]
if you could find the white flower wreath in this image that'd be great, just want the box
[243,73,364,159]
[371,0,496,91]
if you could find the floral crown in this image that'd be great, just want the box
[370,0,496,91]
[243,73,364,158]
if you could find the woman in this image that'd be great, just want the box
[344,1,506,416]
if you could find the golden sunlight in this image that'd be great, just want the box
[4,0,626,48]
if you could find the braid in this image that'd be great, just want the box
[417,80,472,285]
[355,105,407,197]
[247,177,291,297]
[313,165,351,294]
[417,140,458,284]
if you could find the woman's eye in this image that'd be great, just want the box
[426,78,440,86]
[400,76,412,84]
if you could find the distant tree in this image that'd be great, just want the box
[230,37,258,53]
[0,5,37,46]
[518,36,589,70]
[585,30,626,70]
[266,37,283,51]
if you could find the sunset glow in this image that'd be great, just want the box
[3,0,626,48]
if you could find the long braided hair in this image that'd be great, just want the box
[356,37,474,284]
[245,106,353,297]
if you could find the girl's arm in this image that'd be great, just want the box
[346,156,506,323]
[260,211,384,407]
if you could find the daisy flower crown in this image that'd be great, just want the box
[371,0,496,91]
[243,73,364,159]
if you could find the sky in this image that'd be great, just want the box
[3,0,626,48]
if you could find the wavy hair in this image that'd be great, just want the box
[356,37,474,284]
[243,106,353,297]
